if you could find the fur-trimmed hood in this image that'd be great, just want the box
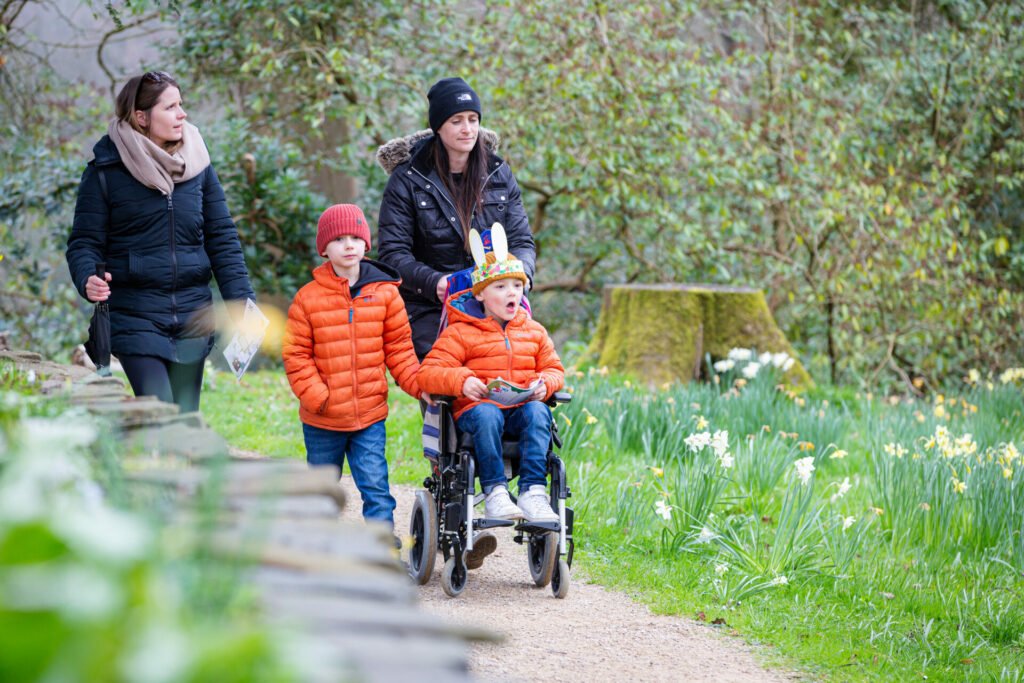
[375,128,502,175]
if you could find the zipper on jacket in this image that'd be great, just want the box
[168,194,178,328]
[472,162,505,223]
[504,329,514,378]
[347,294,360,425]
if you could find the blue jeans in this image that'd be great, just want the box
[302,420,395,526]
[456,401,552,495]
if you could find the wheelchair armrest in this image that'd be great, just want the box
[430,395,457,407]
[547,391,572,406]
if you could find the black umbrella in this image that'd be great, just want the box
[84,262,112,377]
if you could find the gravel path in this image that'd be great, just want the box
[338,477,800,683]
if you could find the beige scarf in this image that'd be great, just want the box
[107,120,211,196]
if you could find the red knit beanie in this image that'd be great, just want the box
[316,204,371,256]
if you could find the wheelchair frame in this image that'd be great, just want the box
[408,392,575,598]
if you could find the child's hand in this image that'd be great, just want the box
[462,376,488,401]
[530,380,547,401]
[420,391,437,406]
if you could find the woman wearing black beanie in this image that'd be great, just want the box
[376,77,536,360]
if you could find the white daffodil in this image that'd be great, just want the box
[655,499,672,521]
[770,575,789,586]
[685,431,711,452]
[711,430,730,457]
[794,456,815,485]
[713,359,735,373]
[696,527,717,544]
[842,516,856,531]
[830,477,852,503]
[719,452,734,469]
[727,348,753,361]
[758,351,773,365]
[742,362,761,379]
[715,563,730,576]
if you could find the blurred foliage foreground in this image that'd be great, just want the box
[0,360,308,682]
[2,0,1023,388]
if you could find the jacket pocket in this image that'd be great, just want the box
[481,189,509,225]
[176,244,213,288]
[128,246,173,288]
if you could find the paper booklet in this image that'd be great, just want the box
[485,377,544,407]
[222,298,269,381]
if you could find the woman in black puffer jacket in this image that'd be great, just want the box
[66,71,254,412]
[376,77,536,359]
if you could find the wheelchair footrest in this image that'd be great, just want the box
[474,518,517,530]
[515,520,560,533]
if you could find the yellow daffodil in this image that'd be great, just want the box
[934,405,948,419]
[830,449,848,459]
[695,415,709,430]
[919,502,931,511]
[870,507,884,516]
[649,466,664,478]
[586,414,598,425]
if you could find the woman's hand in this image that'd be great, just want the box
[85,272,112,302]
[462,376,488,401]
[436,274,450,302]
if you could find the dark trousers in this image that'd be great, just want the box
[119,354,204,413]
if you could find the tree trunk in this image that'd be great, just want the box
[588,284,813,387]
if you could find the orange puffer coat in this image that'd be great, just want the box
[283,259,420,431]
[418,290,564,419]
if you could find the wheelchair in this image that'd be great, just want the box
[407,392,575,598]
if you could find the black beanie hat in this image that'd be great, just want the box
[427,77,482,133]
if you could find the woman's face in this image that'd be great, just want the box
[136,86,187,147]
[437,111,479,157]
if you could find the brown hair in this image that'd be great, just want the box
[432,136,489,250]
[114,71,180,135]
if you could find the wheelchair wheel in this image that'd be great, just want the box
[527,532,557,587]
[551,558,570,599]
[441,556,467,597]
[408,490,437,585]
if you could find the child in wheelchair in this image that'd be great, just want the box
[417,224,565,562]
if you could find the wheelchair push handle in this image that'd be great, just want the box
[547,391,572,406]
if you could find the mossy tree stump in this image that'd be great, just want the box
[588,284,812,387]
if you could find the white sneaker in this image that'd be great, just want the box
[485,486,523,520]
[518,485,558,523]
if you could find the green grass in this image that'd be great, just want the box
[200,364,1024,681]
[200,366,428,485]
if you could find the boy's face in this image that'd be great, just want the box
[475,277,524,323]
[324,234,366,270]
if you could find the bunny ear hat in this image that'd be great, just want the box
[469,222,529,295]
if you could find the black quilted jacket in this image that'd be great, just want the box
[376,130,536,358]
[66,135,254,363]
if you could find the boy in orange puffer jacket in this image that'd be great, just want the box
[418,224,565,530]
[283,204,428,533]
